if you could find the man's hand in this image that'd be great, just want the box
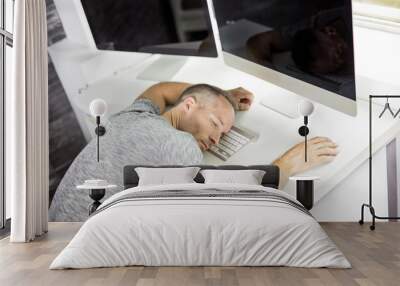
[273,137,339,188]
[226,87,254,111]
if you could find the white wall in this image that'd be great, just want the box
[354,25,400,86]
[312,146,388,221]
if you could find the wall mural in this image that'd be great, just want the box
[48,0,379,222]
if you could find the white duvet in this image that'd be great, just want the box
[50,183,350,269]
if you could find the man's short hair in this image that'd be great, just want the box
[291,29,319,73]
[180,84,235,109]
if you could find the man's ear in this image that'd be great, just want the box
[182,96,197,112]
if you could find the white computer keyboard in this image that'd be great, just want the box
[208,126,257,161]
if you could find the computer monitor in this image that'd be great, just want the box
[211,0,357,117]
[81,0,218,57]
[80,0,218,80]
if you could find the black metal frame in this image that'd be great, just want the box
[359,95,400,230]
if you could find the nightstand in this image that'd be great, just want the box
[77,181,117,215]
[289,176,319,210]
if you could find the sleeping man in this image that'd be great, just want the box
[49,82,338,221]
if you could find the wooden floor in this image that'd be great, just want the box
[0,222,399,286]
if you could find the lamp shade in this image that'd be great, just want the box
[89,99,107,117]
[298,100,314,117]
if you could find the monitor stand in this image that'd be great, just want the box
[137,55,188,82]
[259,86,302,119]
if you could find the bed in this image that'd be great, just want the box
[50,165,350,269]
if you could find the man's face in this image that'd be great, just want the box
[311,26,349,74]
[181,96,235,151]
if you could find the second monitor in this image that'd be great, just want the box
[80,0,218,81]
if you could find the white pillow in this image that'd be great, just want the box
[200,169,266,185]
[135,167,200,186]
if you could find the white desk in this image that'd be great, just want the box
[49,40,400,203]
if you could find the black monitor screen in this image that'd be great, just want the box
[213,0,356,100]
[81,0,218,57]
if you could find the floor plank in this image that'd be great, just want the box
[0,222,399,286]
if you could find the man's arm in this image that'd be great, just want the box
[273,137,338,189]
[138,82,192,114]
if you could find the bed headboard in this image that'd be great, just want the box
[123,165,280,189]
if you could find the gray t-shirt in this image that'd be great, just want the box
[49,99,203,221]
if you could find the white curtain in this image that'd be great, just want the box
[8,0,49,242]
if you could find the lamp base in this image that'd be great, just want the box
[298,126,309,136]
[95,125,106,136]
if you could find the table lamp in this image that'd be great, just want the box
[298,100,314,162]
[89,99,107,162]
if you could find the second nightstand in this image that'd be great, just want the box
[77,181,117,215]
